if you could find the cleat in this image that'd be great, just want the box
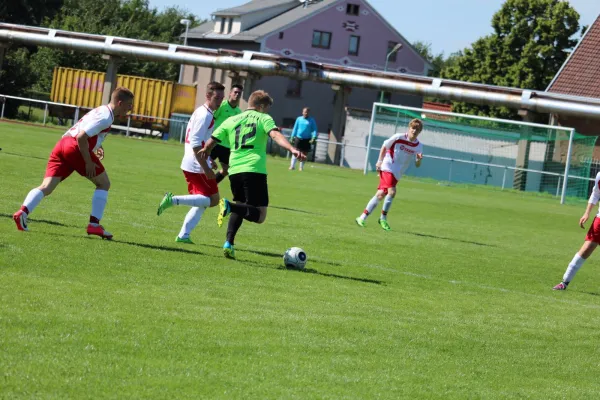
[378,219,391,231]
[157,192,173,216]
[217,198,231,228]
[355,217,366,227]
[175,236,194,244]
[223,241,235,259]
[13,210,29,231]
[553,282,568,291]
[86,224,113,240]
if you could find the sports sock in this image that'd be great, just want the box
[381,195,394,220]
[90,189,108,223]
[300,161,305,170]
[226,212,244,245]
[290,155,297,169]
[178,207,205,238]
[172,194,210,208]
[563,253,586,283]
[360,196,380,220]
[21,188,44,215]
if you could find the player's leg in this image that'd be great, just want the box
[289,138,299,170]
[554,217,600,290]
[215,162,229,184]
[378,186,396,231]
[211,145,231,184]
[158,171,212,216]
[299,140,310,171]
[13,176,62,231]
[86,171,113,239]
[356,182,386,227]
[554,241,598,290]
[13,140,72,231]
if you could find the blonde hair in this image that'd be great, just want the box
[409,118,423,132]
[248,90,274,108]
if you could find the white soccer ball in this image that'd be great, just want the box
[283,247,307,269]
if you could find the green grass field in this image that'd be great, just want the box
[2,122,600,399]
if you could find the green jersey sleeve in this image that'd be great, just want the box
[259,113,277,135]
[212,117,236,148]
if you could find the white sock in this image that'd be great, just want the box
[290,155,297,169]
[172,195,210,208]
[178,207,205,238]
[91,189,109,222]
[381,195,394,220]
[22,188,44,214]
[563,253,586,283]
[360,196,380,220]
[300,161,305,170]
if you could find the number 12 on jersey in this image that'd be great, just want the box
[234,123,257,150]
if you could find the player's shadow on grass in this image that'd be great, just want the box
[270,205,323,216]
[0,151,48,161]
[96,238,210,257]
[244,248,343,267]
[278,266,384,285]
[406,231,495,247]
[0,213,73,228]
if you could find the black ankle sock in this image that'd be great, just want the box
[226,212,244,244]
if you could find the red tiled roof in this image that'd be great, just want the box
[547,15,600,98]
[422,101,452,113]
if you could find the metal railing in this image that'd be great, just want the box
[1,93,596,201]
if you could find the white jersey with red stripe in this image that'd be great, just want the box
[180,105,215,174]
[380,133,424,179]
[63,105,114,151]
[589,172,600,217]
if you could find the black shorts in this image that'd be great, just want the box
[229,172,269,207]
[293,138,312,153]
[210,144,230,165]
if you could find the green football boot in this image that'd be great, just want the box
[157,192,173,216]
[378,219,391,231]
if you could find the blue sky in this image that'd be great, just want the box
[149,0,600,55]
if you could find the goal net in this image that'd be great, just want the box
[364,104,597,202]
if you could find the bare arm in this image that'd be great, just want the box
[270,129,306,160]
[194,146,215,180]
[375,146,386,171]
[76,130,97,178]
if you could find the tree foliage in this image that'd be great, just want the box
[1,0,200,96]
[440,0,582,118]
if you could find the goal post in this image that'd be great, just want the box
[365,103,596,203]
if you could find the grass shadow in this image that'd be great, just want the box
[92,237,210,257]
[279,266,384,285]
[0,213,73,228]
[270,205,323,216]
[244,248,343,267]
[406,231,495,247]
[0,151,48,161]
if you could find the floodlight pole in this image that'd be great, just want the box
[379,43,402,103]
[560,128,576,204]
[364,102,380,175]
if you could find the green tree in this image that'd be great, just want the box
[27,0,200,92]
[441,0,581,119]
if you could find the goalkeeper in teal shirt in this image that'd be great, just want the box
[289,107,317,171]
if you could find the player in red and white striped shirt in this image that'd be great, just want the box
[156,82,225,244]
[553,172,600,290]
[355,118,424,231]
[12,87,134,239]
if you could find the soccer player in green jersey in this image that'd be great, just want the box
[200,90,306,259]
[211,84,243,183]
